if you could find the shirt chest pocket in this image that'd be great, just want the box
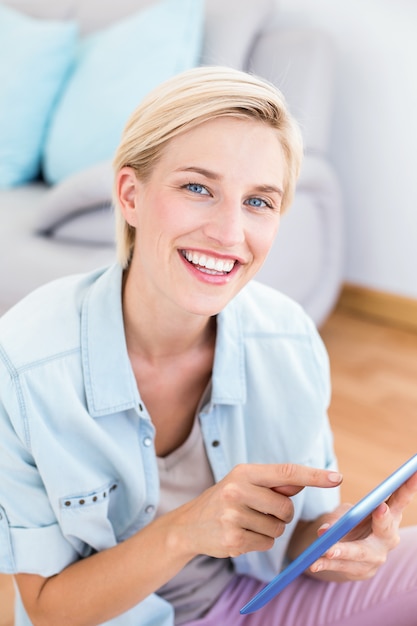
[59,480,119,557]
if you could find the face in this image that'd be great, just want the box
[118,116,286,319]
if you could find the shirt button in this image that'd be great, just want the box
[143,437,153,447]
[145,505,155,514]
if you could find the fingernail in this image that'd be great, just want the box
[328,472,343,483]
[379,502,389,515]
[318,523,330,532]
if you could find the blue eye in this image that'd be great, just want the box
[185,183,209,195]
[246,197,270,208]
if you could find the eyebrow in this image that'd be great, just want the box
[176,166,284,197]
[175,166,221,182]
[255,184,284,198]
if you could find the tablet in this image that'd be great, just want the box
[240,452,417,615]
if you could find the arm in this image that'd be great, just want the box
[287,472,417,583]
[15,463,342,626]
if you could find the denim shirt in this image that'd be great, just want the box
[0,264,339,626]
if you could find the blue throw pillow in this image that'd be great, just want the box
[43,0,205,185]
[0,4,77,188]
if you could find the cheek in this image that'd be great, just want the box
[252,219,280,261]
[135,192,168,231]
[145,192,186,225]
[135,197,187,256]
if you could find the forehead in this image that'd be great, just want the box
[168,115,281,147]
[156,116,285,176]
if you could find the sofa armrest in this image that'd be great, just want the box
[248,26,336,156]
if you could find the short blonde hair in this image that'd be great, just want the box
[113,65,303,267]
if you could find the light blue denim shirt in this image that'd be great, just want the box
[0,264,339,626]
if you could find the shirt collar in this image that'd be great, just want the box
[211,297,247,405]
[81,264,247,417]
[81,264,140,417]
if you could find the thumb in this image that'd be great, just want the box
[317,503,353,536]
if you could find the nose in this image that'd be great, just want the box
[203,197,245,247]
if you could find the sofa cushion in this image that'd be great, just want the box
[42,0,204,185]
[0,4,77,188]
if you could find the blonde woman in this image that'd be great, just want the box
[0,66,416,626]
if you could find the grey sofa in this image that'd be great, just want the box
[0,0,344,326]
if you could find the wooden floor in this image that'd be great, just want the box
[321,305,417,527]
[1,305,417,626]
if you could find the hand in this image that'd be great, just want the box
[168,463,342,560]
[310,471,417,581]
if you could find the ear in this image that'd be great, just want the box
[115,166,141,227]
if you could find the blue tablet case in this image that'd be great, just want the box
[240,453,417,614]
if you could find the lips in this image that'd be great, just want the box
[181,250,236,275]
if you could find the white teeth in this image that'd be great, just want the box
[183,251,235,273]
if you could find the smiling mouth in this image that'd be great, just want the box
[181,250,236,275]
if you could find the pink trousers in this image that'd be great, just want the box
[185,526,417,626]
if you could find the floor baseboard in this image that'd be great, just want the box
[337,283,417,333]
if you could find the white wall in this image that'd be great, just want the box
[276,0,417,299]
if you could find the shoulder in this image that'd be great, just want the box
[0,265,112,370]
[228,280,330,399]
[232,280,316,337]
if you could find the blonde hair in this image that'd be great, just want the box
[113,66,303,267]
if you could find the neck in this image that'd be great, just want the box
[122,269,216,362]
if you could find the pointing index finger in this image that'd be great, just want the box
[248,463,343,490]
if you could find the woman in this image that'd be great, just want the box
[0,66,416,626]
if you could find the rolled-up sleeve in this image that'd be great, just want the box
[0,368,78,576]
[0,509,77,575]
